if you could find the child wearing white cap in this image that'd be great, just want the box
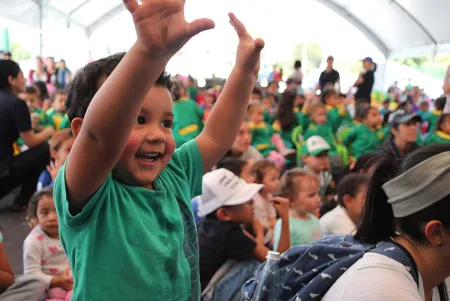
[197,169,290,291]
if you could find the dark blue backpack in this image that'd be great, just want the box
[241,235,420,301]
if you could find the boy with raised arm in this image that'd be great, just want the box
[53,0,265,300]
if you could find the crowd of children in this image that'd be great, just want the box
[2,1,450,300]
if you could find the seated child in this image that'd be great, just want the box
[273,169,323,248]
[302,136,336,204]
[320,173,369,235]
[321,89,352,134]
[53,6,265,300]
[197,168,290,290]
[417,100,430,119]
[423,96,446,133]
[37,129,74,191]
[171,79,205,147]
[380,99,391,117]
[19,86,50,130]
[304,102,338,156]
[46,91,67,131]
[202,88,216,122]
[23,188,73,301]
[247,103,294,168]
[251,160,280,245]
[343,106,383,159]
[424,113,450,145]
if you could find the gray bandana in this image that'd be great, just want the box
[382,151,450,218]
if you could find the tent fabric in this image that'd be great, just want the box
[1,0,450,58]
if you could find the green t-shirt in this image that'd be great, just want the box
[343,124,383,159]
[263,109,273,124]
[424,131,450,145]
[296,111,310,132]
[249,122,275,156]
[327,105,352,134]
[46,110,66,131]
[30,107,51,127]
[423,110,441,133]
[304,123,337,156]
[273,214,323,249]
[59,115,71,130]
[173,99,204,147]
[54,140,204,301]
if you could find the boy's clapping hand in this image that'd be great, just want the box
[123,0,215,59]
[229,13,265,77]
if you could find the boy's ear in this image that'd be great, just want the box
[216,208,232,222]
[71,117,83,139]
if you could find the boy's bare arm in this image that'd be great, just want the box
[65,0,214,206]
[196,13,264,173]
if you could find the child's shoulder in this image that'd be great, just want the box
[24,226,46,245]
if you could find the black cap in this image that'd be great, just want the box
[389,110,422,127]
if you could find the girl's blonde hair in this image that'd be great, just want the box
[309,101,326,116]
[277,168,319,201]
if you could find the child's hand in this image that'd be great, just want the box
[46,161,61,181]
[53,269,74,291]
[229,13,264,77]
[124,0,215,59]
[271,197,290,220]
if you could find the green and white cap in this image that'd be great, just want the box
[302,136,331,156]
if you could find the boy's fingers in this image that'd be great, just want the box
[228,13,248,38]
[186,18,215,39]
[123,0,139,13]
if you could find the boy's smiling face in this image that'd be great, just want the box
[112,85,176,189]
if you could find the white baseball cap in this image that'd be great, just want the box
[302,135,331,156]
[197,168,264,217]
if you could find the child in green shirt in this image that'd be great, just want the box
[424,113,450,145]
[304,102,338,156]
[46,91,67,130]
[172,80,204,147]
[53,4,265,301]
[423,96,446,133]
[343,106,383,159]
[321,89,352,134]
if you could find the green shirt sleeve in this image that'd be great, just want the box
[172,139,204,198]
[343,128,357,146]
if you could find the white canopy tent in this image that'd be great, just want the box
[1,0,450,59]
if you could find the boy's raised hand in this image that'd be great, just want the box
[124,0,215,59]
[229,13,265,77]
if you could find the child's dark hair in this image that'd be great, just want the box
[65,52,172,121]
[383,99,390,105]
[434,96,447,111]
[355,144,450,244]
[216,157,248,177]
[419,101,429,108]
[25,86,37,94]
[336,173,369,208]
[252,86,262,98]
[436,113,450,132]
[251,160,278,183]
[360,106,377,120]
[277,90,297,131]
[0,59,21,91]
[351,153,381,173]
[27,187,54,219]
[320,88,337,105]
[33,81,49,100]
[294,60,302,69]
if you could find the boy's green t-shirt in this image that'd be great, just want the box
[423,110,441,133]
[327,105,351,134]
[249,121,275,156]
[424,131,450,145]
[173,99,204,147]
[59,114,71,130]
[54,140,204,301]
[46,110,66,131]
[343,124,383,159]
[304,123,337,155]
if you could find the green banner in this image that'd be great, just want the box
[0,28,10,51]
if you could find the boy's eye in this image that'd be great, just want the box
[161,120,173,128]
[136,116,146,125]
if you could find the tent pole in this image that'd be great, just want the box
[39,0,43,56]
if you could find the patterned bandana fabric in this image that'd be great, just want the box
[241,235,417,301]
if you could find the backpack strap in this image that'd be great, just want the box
[368,240,418,285]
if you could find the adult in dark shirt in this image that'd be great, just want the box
[0,60,54,210]
[378,111,421,158]
[319,56,340,91]
[354,57,376,105]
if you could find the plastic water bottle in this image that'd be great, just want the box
[254,251,281,301]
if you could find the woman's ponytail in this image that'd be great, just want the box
[354,156,397,244]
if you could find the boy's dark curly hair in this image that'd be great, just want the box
[27,187,54,220]
[66,52,173,121]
